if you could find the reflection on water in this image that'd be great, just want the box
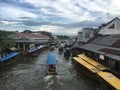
[0,49,102,90]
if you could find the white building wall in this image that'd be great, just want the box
[78,29,95,42]
[98,19,120,35]
[99,29,120,35]
[116,20,120,30]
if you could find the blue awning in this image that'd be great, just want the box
[47,52,57,65]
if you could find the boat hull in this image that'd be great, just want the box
[72,59,99,81]
[47,70,57,75]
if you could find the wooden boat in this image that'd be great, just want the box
[27,45,43,56]
[47,52,57,75]
[73,54,120,89]
[72,57,100,80]
[64,49,71,57]
[78,54,110,71]
[28,47,39,52]
[58,47,64,53]
[97,72,120,90]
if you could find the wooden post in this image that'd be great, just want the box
[17,43,19,50]
[23,43,26,51]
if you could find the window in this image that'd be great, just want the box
[78,32,83,38]
[78,32,83,34]
[108,23,115,29]
[85,33,90,38]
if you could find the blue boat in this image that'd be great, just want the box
[0,52,19,62]
[47,52,57,75]
[28,47,38,53]
[27,45,44,56]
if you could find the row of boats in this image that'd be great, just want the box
[2,43,119,89]
[0,44,57,75]
[28,44,120,89]
[0,45,49,63]
[73,54,120,90]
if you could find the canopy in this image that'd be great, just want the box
[28,47,38,53]
[28,45,44,53]
[97,72,120,90]
[0,52,19,61]
[78,54,109,71]
[47,52,57,65]
[73,57,100,73]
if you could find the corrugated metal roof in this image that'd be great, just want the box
[106,54,120,61]
[80,44,107,55]
[112,34,120,38]
[92,36,119,47]
[80,34,120,61]
[92,35,120,48]
[80,44,120,61]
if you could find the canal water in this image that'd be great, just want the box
[0,48,103,90]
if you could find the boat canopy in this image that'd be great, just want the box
[0,52,19,61]
[73,57,100,73]
[28,45,44,53]
[78,54,109,71]
[28,48,38,53]
[97,72,120,90]
[47,52,57,65]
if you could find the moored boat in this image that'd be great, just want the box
[27,45,44,56]
[0,52,19,62]
[46,52,57,75]
[72,54,120,89]
[58,46,64,53]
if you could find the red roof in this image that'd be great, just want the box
[112,39,120,48]
[16,32,49,39]
[99,48,120,56]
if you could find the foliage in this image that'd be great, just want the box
[39,31,52,37]
[0,30,14,51]
[36,31,53,41]
[57,35,70,39]
[23,30,33,33]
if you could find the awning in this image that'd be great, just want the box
[97,72,120,90]
[47,52,57,65]
[73,57,100,73]
[78,54,109,71]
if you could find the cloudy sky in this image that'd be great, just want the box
[0,0,120,35]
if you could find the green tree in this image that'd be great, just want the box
[57,35,70,39]
[0,30,14,51]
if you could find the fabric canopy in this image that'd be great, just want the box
[47,52,57,65]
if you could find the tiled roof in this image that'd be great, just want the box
[16,32,49,39]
